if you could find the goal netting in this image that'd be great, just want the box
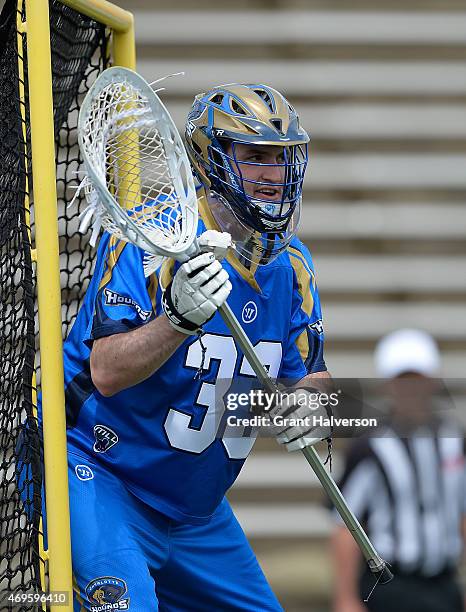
[0,0,108,605]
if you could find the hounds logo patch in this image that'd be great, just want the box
[85,576,129,611]
[93,425,119,454]
[104,288,151,321]
[309,319,324,335]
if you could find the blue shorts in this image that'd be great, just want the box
[68,452,282,611]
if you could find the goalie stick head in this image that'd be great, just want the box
[77,66,198,272]
[184,83,309,263]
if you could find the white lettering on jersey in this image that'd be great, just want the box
[104,288,151,321]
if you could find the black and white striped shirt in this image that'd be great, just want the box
[338,422,466,577]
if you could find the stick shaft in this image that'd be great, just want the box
[219,301,387,572]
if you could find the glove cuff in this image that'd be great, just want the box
[161,281,200,335]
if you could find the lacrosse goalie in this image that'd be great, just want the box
[64,83,330,611]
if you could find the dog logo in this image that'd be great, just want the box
[242,301,258,324]
[93,425,118,454]
[85,576,129,611]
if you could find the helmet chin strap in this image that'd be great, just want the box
[249,197,291,231]
[251,197,280,217]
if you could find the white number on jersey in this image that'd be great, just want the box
[164,334,282,458]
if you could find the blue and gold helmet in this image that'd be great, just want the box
[185,83,309,236]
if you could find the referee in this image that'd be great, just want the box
[331,329,466,612]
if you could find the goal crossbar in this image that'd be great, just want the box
[60,0,133,32]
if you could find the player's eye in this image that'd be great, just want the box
[277,148,290,163]
[245,154,263,162]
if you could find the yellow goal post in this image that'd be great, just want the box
[24,1,135,609]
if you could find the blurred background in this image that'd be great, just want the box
[119,1,466,609]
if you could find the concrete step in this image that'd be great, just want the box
[139,44,466,63]
[313,255,466,292]
[305,154,466,188]
[324,302,466,340]
[137,59,466,96]
[134,11,466,45]
[231,502,333,538]
[233,452,344,489]
[249,539,332,610]
[302,203,466,239]
[134,7,466,45]
[118,0,466,13]
[325,349,466,377]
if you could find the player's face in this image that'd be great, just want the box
[225,143,286,201]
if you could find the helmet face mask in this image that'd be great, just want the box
[185,83,310,263]
[207,139,308,233]
[208,190,302,267]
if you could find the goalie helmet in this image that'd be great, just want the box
[185,83,309,262]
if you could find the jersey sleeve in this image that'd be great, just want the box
[279,242,326,379]
[83,234,169,346]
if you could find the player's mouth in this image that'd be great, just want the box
[253,186,282,201]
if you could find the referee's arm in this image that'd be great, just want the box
[332,526,367,612]
[330,440,378,612]
[463,488,466,610]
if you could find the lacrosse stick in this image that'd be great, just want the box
[77,66,392,585]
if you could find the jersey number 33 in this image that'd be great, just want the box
[164,333,282,459]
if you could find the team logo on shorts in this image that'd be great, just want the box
[93,425,119,454]
[85,576,129,611]
[104,288,151,322]
[75,464,94,481]
[309,319,324,335]
[242,301,258,324]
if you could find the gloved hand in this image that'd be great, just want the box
[198,229,232,260]
[162,250,232,335]
[267,387,333,452]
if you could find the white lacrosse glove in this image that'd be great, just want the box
[267,388,333,452]
[162,251,232,335]
[198,229,232,261]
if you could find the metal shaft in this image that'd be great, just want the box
[219,301,391,577]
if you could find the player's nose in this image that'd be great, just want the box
[259,159,285,184]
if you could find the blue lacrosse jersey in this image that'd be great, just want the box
[65,194,326,524]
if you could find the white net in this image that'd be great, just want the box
[77,69,197,265]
